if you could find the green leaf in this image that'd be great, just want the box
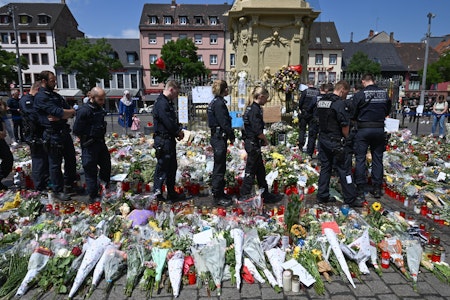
[58,284,67,294]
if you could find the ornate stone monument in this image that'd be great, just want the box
[226,0,319,104]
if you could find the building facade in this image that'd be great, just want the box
[0,2,83,90]
[139,0,231,97]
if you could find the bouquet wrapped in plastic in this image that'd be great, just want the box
[168,250,184,297]
[15,247,52,297]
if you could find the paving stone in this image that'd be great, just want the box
[366,278,393,294]
[260,287,283,299]
[380,272,406,284]
[220,287,244,299]
[324,281,352,294]
[376,293,401,300]
[330,295,356,300]
[352,282,375,297]
[390,284,420,297]
[240,283,262,298]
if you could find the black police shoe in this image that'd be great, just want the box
[263,192,283,204]
[64,184,86,196]
[349,198,365,208]
[317,196,337,204]
[0,181,8,191]
[156,194,167,202]
[167,192,186,203]
[370,189,382,199]
[54,192,71,202]
[214,196,233,207]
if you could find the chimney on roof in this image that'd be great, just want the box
[350,32,353,43]
[369,29,374,38]
[61,0,66,3]
[171,0,176,8]
[390,32,394,43]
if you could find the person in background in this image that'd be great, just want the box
[352,74,391,200]
[0,99,14,144]
[19,82,49,191]
[0,108,13,190]
[34,70,78,201]
[152,80,186,203]
[316,80,361,207]
[7,89,24,145]
[408,95,418,123]
[73,87,110,203]
[207,79,235,207]
[240,86,283,204]
[297,80,320,153]
[83,91,91,104]
[431,95,448,139]
[118,90,136,132]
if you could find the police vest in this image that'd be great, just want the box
[207,97,219,128]
[317,95,341,136]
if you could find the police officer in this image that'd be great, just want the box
[34,70,77,201]
[240,86,282,203]
[152,80,186,203]
[352,74,391,199]
[207,80,235,207]
[298,80,320,152]
[316,80,362,207]
[19,81,49,191]
[7,89,24,144]
[73,87,110,203]
[0,112,13,190]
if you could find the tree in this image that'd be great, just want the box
[0,46,29,92]
[56,38,122,94]
[345,51,381,75]
[420,50,450,88]
[150,38,210,83]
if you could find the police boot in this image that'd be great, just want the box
[370,185,382,199]
[262,192,283,204]
[54,192,71,202]
[213,193,233,207]
[167,192,186,203]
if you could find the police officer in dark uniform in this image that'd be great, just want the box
[298,80,320,152]
[34,70,77,201]
[0,112,13,190]
[152,80,186,203]
[352,74,391,199]
[73,87,110,203]
[19,81,49,191]
[316,80,361,207]
[240,86,282,203]
[207,80,235,207]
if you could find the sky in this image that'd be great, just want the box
[1,0,449,42]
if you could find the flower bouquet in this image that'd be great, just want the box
[167,250,185,297]
[125,244,150,297]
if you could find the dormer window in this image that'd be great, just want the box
[0,14,11,24]
[148,16,158,25]
[179,16,188,25]
[18,14,32,24]
[164,16,172,25]
[209,16,218,25]
[126,52,138,64]
[315,37,321,44]
[38,14,51,24]
[194,16,203,25]
[326,37,331,44]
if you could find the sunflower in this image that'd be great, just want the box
[290,224,307,238]
[372,202,382,212]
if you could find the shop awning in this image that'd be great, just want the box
[143,94,159,102]
[106,89,140,99]
[57,89,84,97]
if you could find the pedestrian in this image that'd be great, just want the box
[316,80,361,207]
[0,111,13,190]
[130,114,141,137]
[152,80,186,203]
[207,79,235,207]
[352,74,391,199]
[34,70,78,201]
[430,95,448,139]
[0,99,14,144]
[118,90,136,133]
[408,96,418,123]
[297,80,320,153]
[240,86,283,203]
[83,91,91,104]
[73,87,111,203]
[7,89,24,144]
[19,81,49,192]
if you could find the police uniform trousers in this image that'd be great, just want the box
[317,137,356,203]
[30,143,49,191]
[153,136,177,194]
[298,114,312,149]
[81,140,111,198]
[0,139,13,180]
[44,130,77,193]
[353,127,385,190]
[240,139,268,196]
[210,135,227,197]
[306,118,319,156]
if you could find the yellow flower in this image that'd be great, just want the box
[290,224,307,238]
[311,248,322,260]
[149,220,161,232]
[292,246,301,259]
[372,202,382,212]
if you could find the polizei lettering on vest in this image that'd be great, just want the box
[317,100,332,108]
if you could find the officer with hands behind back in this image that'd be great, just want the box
[352,74,391,200]
[207,80,235,207]
[298,80,320,152]
[152,80,186,203]
[34,70,77,201]
[19,81,49,191]
[316,80,362,208]
[73,87,111,203]
[240,86,282,204]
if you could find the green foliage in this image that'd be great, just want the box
[0,46,29,92]
[421,50,450,88]
[150,38,210,83]
[37,255,75,294]
[56,38,122,94]
[346,51,381,75]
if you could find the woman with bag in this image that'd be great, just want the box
[431,95,448,138]
[118,90,135,132]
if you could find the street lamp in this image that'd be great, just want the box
[8,4,24,96]
[419,12,435,106]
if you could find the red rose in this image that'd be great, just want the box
[71,246,82,257]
